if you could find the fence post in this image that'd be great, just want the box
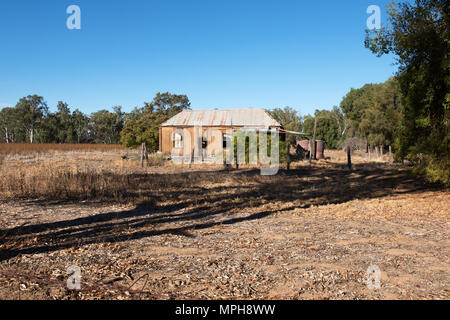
[312,117,318,160]
[286,142,290,170]
[144,144,149,166]
[308,140,312,164]
[140,143,145,168]
[347,145,352,171]
[235,145,239,169]
[188,148,194,168]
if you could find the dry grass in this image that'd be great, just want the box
[0,146,419,206]
[146,152,165,167]
[0,143,127,156]
[325,149,393,163]
[0,147,174,203]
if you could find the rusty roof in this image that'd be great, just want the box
[160,108,281,128]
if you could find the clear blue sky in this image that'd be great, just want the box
[0,0,396,116]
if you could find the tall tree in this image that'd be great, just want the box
[340,84,375,139]
[268,107,303,146]
[72,109,90,143]
[303,109,344,149]
[37,113,59,143]
[340,78,403,151]
[15,95,48,143]
[0,107,22,143]
[90,107,124,144]
[55,101,75,143]
[330,106,348,138]
[365,0,449,184]
[120,92,191,150]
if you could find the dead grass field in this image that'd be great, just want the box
[0,147,448,300]
[0,143,127,155]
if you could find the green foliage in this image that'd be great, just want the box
[340,78,403,150]
[303,108,346,149]
[90,107,124,144]
[120,92,191,150]
[0,107,24,143]
[36,113,60,143]
[411,155,450,186]
[0,96,122,145]
[0,92,189,147]
[278,140,288,163]
[55,101,75,143]
[230,130,286,164]
[268,106,347,150]
[72,109,90,143]
[268,106,303,146]
[15,95,48,143]
[365,0,449,184]
[340,84,374,132]
[269,107,302,132]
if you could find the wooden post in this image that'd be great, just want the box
[389,145,392,158]
[286,142,290,170]
[368,146,371,160]
[140,143,145,168]
[158,127,162,152]
[235,144,239,169]
[188,148,194,168]
[309,139,312,164]
[144,144,149,166]
[347,145,352,171]
[312,117,318,160]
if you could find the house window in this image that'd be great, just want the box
[173,132,183,148]
[223,134,233,149]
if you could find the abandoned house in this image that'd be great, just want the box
[159,108,282,162]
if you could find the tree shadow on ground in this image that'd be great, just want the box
[0,163,441,261]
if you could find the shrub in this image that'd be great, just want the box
[411,154,450,186]
[148,152,164,167]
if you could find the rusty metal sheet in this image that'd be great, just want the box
[160,108,281,127]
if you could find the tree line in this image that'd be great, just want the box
[0,92,190,146]
[0,96,124,145]
[0,92,356,151]
[268,77,403,153]
[365,0,448,184]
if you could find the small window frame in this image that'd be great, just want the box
[173,132,183,149]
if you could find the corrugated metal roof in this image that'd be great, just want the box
[160,108,281,127]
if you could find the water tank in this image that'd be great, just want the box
[316,140,325,159]
[297,140,310,151]
[297,140,325,159]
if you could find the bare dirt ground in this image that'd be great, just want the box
[0,151,448,300]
